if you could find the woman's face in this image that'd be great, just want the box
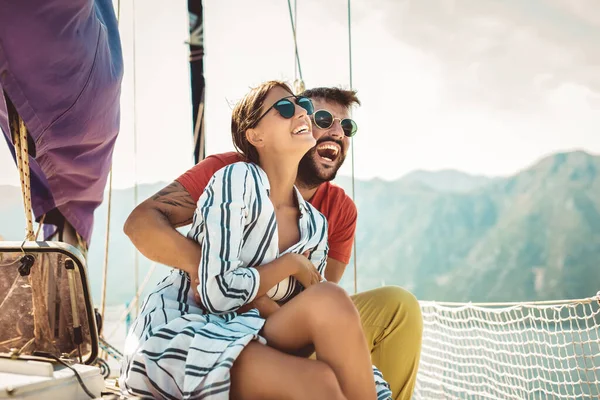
[252,86,316,161]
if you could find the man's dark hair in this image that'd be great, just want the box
[300,87,361,108]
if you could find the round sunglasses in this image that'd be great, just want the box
[254,96,314,126]
[312,109,358,137]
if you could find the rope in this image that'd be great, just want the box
[4,94,55,357]
[100,0,121,331]
[35,352,96,398]
[99,168,112,324]
[293,0,298,81]
[34,214,46,240]
[347,0,357,294]
[106,262,157,340]
[6,97,35,241]
[98,1,121,360]
[132,0,140,317]
[192,90,206,163]
[286,0,304,93]
[419,292,600,310]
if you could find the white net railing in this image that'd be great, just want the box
[414,292,600,399]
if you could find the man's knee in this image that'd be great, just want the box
[386,286,422,334]
[358,286,423,336]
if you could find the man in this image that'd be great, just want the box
[124,87,423,400]
[0,0,123,251]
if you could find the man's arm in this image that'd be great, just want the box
[125,180,293,312]
[124,154,236,274]
[323,194,357,283]
[324,257,347,283]
[123,181,201,275]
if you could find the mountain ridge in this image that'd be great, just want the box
[1,150,599,305]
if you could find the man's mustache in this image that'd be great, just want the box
[314,138,344,148]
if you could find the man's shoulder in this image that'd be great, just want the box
[184,152,243,177]
[204,151,244,168]
[321,181,357,215]
[175,151,246,202]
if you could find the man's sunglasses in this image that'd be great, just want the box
[312,109,358,137]
[254,96,314,126]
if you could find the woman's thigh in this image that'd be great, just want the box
[230,341,344,400]
[261,282,360,354]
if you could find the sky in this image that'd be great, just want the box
[1,0,599,189]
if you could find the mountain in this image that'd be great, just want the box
[400,169,495,193]
[335,169,495,195]
[1,150,599,305]
[336,150,600,302]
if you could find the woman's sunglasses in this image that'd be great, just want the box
[312,109,358,137]
[254,96,314,126]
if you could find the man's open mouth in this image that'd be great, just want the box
[316,142,341,163]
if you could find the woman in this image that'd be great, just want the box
[119,81,391,400]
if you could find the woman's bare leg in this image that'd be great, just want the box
[262,282,377,400]
[230,341,345,400]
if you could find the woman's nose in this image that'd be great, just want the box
[295,103,308,117]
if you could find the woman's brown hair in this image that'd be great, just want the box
[231,80,294,164]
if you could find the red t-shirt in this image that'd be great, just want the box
[176,152,357,264]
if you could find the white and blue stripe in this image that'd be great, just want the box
[119,162,391,399]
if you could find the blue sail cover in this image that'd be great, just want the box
[0,0,123,244]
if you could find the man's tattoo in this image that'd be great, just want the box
[151,182,196,226]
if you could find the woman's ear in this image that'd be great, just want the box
[246,128,265,148]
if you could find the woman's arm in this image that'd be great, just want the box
[191,163,301,314]
[306,214,329,280]
[237,212,330,318]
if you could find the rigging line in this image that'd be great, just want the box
[100,0,122,327]
[286,0,303,82]
[420,293,600,309]
[293,0,298,81]
[132,0,140,316]
[106,262,157,339]
[347,0,357,294]
[34,214,46,240]
[35,352,96,399]
[99,168,112,324]
[99,0,122,342]
[6,96,35,241]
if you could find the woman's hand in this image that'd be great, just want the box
[289,252,322,289]
[236,295,280,317]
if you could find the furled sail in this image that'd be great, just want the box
[0,1,124,246]
[188,0,206,164]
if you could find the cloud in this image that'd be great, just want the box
[367,0,600,111]
[547,0,600,28]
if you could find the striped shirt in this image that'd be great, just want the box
[187,161,329,313]
[120,161,392,399]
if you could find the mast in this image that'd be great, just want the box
[188,0,205,164]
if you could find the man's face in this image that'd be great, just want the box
[297,99,351,187]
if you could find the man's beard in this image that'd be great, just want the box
[297,140,346,189]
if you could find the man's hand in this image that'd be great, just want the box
[191,273,201,305]
[237,295,281,317]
